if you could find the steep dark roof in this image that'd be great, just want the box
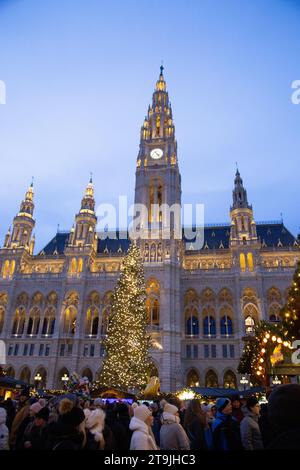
[184,222,298,251]
[38,232,69,255]
[39,223,298,256]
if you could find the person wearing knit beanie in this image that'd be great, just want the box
[30,402,43,416]
[215,397,232,414]
[211,397,243,450]
[129,405,158,450]
[267,384,300,449]
[160,403,190,450]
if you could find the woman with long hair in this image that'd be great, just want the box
[183,399,207,450]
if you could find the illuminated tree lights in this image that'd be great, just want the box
[98,243,151,391]
[238,262,300,379]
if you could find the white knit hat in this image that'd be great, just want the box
[164,403,178,415]
[134,404,152,422]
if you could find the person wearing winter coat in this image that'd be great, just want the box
[46,399,86,450]
[0,407,9,450]
[9,387,31,449]
[267,384,300,449]
[240,397,264,450]
[211,398,243,450]
[160,403,190,451]
[129,404,158,450]
[23,407,50,450]
[183,399,207,449]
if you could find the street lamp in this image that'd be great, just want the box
[34,373,42,388]
[272,375,281,386]
[240,376,249,391]
[61,373,69,389]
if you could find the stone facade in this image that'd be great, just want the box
[0,68,299,392]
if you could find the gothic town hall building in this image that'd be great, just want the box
[0,68,299,392]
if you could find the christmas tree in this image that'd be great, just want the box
[238,262,300,380]
[99,243,150,391]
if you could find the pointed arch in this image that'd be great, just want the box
[81,367,93,383]
[205,369,219,388]
[101,291,113,336]
[11,307,26,335]
[57,367,70,388]
[223,370,237,389]
[186,368,200,387]
[6,366,15,378]
[19,366,31,384]
[146,279,160,328]
[34,366,47,388]
[26,306,41,335]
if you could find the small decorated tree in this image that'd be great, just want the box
[99,243,150,391]
[238,262,300,382]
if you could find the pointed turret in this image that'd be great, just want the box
[230,169,258,248]
[4,182,35,250]
[231,169,251,210]
[67,178,97,248]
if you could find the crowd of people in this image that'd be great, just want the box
[0,383,299,451]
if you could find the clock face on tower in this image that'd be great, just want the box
[150,148,163,160]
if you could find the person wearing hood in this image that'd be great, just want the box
[129,404,158,450]
[211,398,242,450]
[267,384,300,449]
[0,407,9,450]
[160,403,190,450]
[240,397,263,450]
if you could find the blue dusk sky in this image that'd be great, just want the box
[0,0,299,251]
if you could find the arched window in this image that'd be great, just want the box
[11,307,26,336]
[34,367,47,388]
[101,291,113,336]
[42,308,56,336]
[0,293,8,334]
[26,307,40,335]
[63,306,77,335]
[203,315,216,336]
[205,370,218,388]
[20,366,31,384]
[6,366,15,378]
[185,315,199,336]
[85,306,99,336]
[220,315,233,336]
[146,297,160,326]
[240,253,246,272]
[146,279,160,328]
[57,367,69,388]
[247,253,254,272]
[81,368,93,383]
[187,369,200,387]
[223,370,237,389]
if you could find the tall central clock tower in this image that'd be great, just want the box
[134,67,183,391]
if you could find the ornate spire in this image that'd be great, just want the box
[80,177,95,214]
[231,168,251,210]
[138,65,177,167]
[17,181,35,218]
